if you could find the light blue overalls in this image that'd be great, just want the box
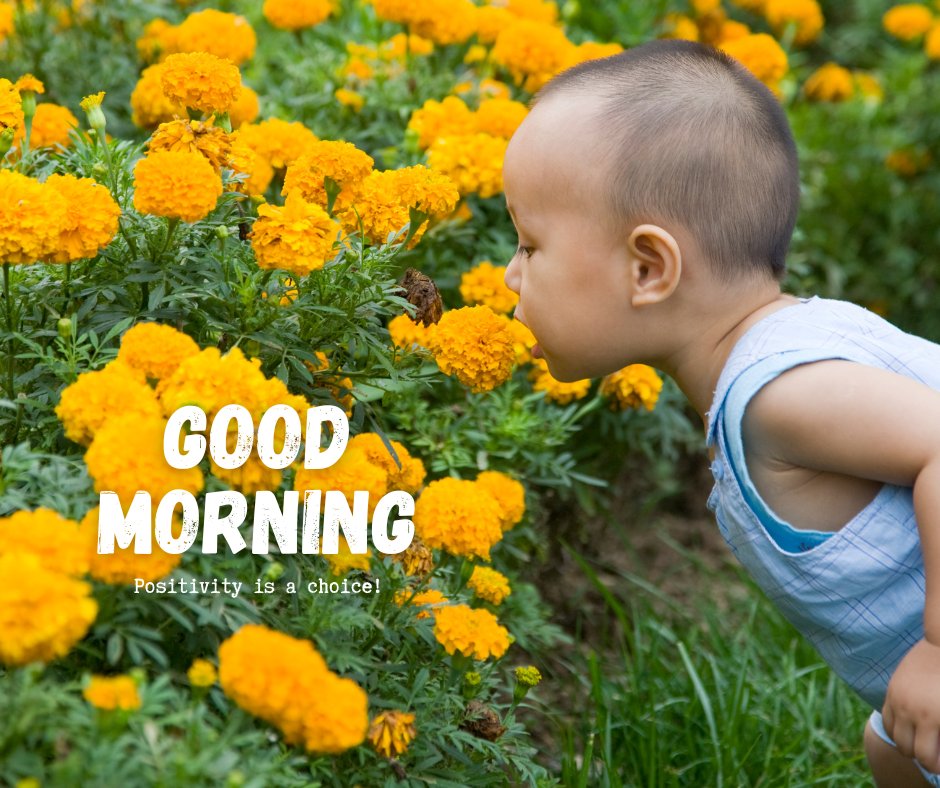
[705,296,940,785]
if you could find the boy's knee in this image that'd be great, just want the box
[864,719,932,788]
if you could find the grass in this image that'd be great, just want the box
[542,532,873,787]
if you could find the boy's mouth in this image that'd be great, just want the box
[532,343,543,359]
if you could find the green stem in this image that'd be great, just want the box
[63,261,72,312]
[3,262,20,442]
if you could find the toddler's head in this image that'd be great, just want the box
[502,39,800,382]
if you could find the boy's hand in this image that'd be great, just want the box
[883,638,940,773]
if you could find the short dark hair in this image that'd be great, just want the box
[533,39,800,282]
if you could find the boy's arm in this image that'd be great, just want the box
[746,359,940,771]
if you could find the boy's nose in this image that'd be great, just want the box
[504,253,521,295]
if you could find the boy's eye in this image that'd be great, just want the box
[515,245,533,259]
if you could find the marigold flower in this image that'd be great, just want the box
[529,357,592,404]
[599,364,664,411]
[25,103,78,150]
[926,20,940,57]
[414,477,504,560]
[79,506,182,584]
[117,322,200,383]
[131,64,187,128]
[210,454,284,496]
[147,117,232,172]
[730,0,766,10]
[562,40,624,68]
[492,19,573,90]
[803,62,854,102]
[475,5,515,43]
[475,470,526,531]
[427,306,515,393]
[324,535,372,575]
[853,71,884,102]
[389,313,435,351]
[764,0,823,46]
[460,260,518,314]
[408,96,475,149]
[160,52,241,115]
[368,711,417,758]
[44,174,121,263]
[264,0,333,30]
[335,88,364,112]
[173,9,256,66]
[294,444,390,520]
[187,659,218,687]
[468,565,511,605]
[717,19,752,43]
[0,552,97,667]
[133,150,223,223]
[885,148,932,177]
[137,18,177,63]
[883,4,934,40]
[0,4,14,44]
[514,665,542,687]
[0,78,24,137]
[282,140,374,210]
[0,170,68,264]
[83,675,142,711]
[0,508,90,577]
[251,193,340,277]
[237,118,319,170]
[85,412,205,503]
[473,97,529,140]
[661,13,699,41]
[230,85,260,129]
[227,132,275,195]
[433,604,510,660]
[218,624,368,754]
[719,33,788,89]
[411,0,478,45]
[506,318,537,365]
[393,536,434,577]
[394,587,448,618]
[348,432,427,494]
[14,74,44,95]
[691,0,721,13]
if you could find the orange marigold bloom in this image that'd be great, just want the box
[428,133,507,198]
[394,587,448,618]
[237,118,319,170]
[348,432,427,494]
[230,84,260,129]
[0,507,90,577]
[0,78,25,138]
[388,313,435,351]
[130,64,187,128]
[410,0,477,45]
[460,260,518,314]
[413,477,504,560]
[474,5,515,44]
[853,71,884,102]
[473,97,528,139]
[79,506,182,585]
[251,193,341,277]
[0,4,14,44]
[147,117,232,172]
[294,445,390,520]
[227,131,275,196]
[599,364,664,411]
[717,19,752,43]
[492,19,573,90]
[529,357,592,404]
[173,9,257,66]
[427,306,515,393]
[0,170,68,265]
[660,13,699,41]
[764,0,823,46]
[475,469,525,531]
[117,321,200,383]
[14,74,44,95]
[83,675,142,711]
[0,552,97,667]
[335,88,364,112]
[803,62,854,102]
[562,40,624,68]
[468,565,512,605]
[407,95,475,150]
[137,18,177,63]
[323,535,371,576]
[883,4,934,40]
[282,140,374,210]
[719,33,788,89]
[506,317,537,365]
[44,174,120,263]
[433,603,510,660]
[368,711,417,758]
[160,52,242,115]
[27,104,78,150]
[926,20,940,57]
[264,0,333,30]
[133,150,223,223]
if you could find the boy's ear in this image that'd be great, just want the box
[626,224,682,307]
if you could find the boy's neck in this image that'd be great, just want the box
[657,284,801,431]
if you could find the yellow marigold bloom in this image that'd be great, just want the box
[691,0,721,13]
[83,675,142,711]
[324,535,372,576]
[460,260,518,314]
[389,313,435,351]
[474,98,528,140]
[369,0,411,24]
[294,445,389,520]
[599,364,664,411]
[475,469,525,531]
[43,174,120,263]
[926,20,940,57]
[764,0,823,46]
[505,0,559,24]
[368,711,417,758]
[160,52,241,115]
[506,317,536,365]
[661,13,699,41]
[803,62,854,102]
[0,78,19,134]
[85,412,205,503]
[428,133,507,199]
[79,91,105,113]
[492,19,573,89]
[719,33,788,89]
[394,587,448,618]
[188,659,218,687]
[251,193,340,277]
[79,506,181,584]
[563,40,625,68]
[717,19,752,43]
[0,170,68,265]
[0,508,89,577]
[393,537,434,577]
[282,140,374,210]
[335,88,364,112]
[264,0,333,30]
[228,132,275,196]
[413,476,504,560]
[219,624,368,754]
[131,64,187,128]
[137,18,177,63]
[210,453,283,496]
[26,103,78,150]
[427,306,516,393]
[116,321,200,383]
[348,432,427,494]
[475,5,515,43]
[133,150,223,223]
[853,71,883,102]
[0,552,97,667]
[468,565,511,605]
[380,32,434,59]
[14,74,44,95]
[529,357,592,404]
[409,0,478,45]
[147,117,231,172]
[433,603,510,660]
[883,4,934,40]
[56,361,159,445]
[173,9,256,66]
[229,85,260,129]
[237,118,319,170]
[408,96,475,150]
[0,4,14,44]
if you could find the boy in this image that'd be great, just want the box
[502,39,940,786]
